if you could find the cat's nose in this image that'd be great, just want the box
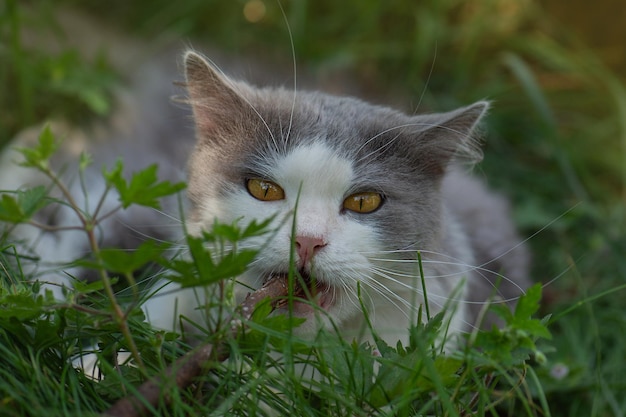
[295,235,327,267]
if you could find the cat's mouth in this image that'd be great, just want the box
[266,271,335,315]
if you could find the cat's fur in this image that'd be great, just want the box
[150,51,530,344]
[1,49,529,347]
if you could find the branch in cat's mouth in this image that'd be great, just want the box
[265,271,334,312]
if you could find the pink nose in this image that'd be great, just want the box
[295,235,327,267]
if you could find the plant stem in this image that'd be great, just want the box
[84,224,146,373]
[417,251,431,321]
[40,165,147,374]
[26,220,85,233]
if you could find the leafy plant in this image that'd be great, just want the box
[0,128,553,416]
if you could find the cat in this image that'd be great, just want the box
[0,49,529,348]
[144,51,530,345]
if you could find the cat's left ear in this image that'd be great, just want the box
[411,101,489,175]
[184,51,251,138]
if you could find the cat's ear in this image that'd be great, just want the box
[184,51,249,136]
[412,101,489,175]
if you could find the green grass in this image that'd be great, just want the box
[1,0,625,416]
[0,130,552,415]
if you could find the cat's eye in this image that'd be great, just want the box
[246,178,285,201]
[343,192,383,214]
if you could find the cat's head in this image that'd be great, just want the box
[182,51,488,338]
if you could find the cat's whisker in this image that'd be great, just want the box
[368,247,527,293]
[355,123,421,162]
[412,43,437,115]
[355,129,405,163]
[108,225,184,246]
[355,121,479,164]
[370,262,526,308]
[341,273,415,322]
[372,258,526,305]
[278,0,298,155]
[371,257,489,279]
[366,283,416,313]
[366,247,471,260]
[145,207,185,225]
[367,266,431,301]
[361,269,424,311]
[335,276,362,313]
[472,203,581,272]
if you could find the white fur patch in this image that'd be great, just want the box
[209,141,357,232]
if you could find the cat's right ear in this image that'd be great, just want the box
[184,51,248,135]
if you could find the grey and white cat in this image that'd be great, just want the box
[1,50,529,346]
[148,51,530,344]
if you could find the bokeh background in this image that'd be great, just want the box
[2,1,625,415]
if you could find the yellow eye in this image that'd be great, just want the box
[246,178,285,201]
[343,192,383,214]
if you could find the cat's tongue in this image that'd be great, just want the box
[261,273,333,315]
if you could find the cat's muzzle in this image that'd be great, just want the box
[264,270,334,313]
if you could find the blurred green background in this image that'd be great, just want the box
[1,0,625,415]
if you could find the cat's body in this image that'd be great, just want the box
[1,49,529,347]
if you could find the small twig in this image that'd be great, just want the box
[36,163,147,373]
[102,275,288,417]
[26,220,86,233]
[102,340,222,417]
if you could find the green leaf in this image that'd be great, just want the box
[510,284,552,340]
[72,278,107,295]
[406,311,445,353]
[240,217,275,239]
[369,348,463,407]
[16,125,58,169]
[207,218,274,245]
[211,222,242,242]
[514,283,542,319]
[321,341,377,401]
[473,284,552,368]
[517,319,552,340]
[103,162,185,209]
[170,249,258,288]
[181,234,215,282]
[99,240,170,275]
[79,152,93,172]
[239,300,307,351]
[0,194,24,223]
[163,220,268,289]
[0,289,46,321]
[0,187,49,223]
[102,159,124,191]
